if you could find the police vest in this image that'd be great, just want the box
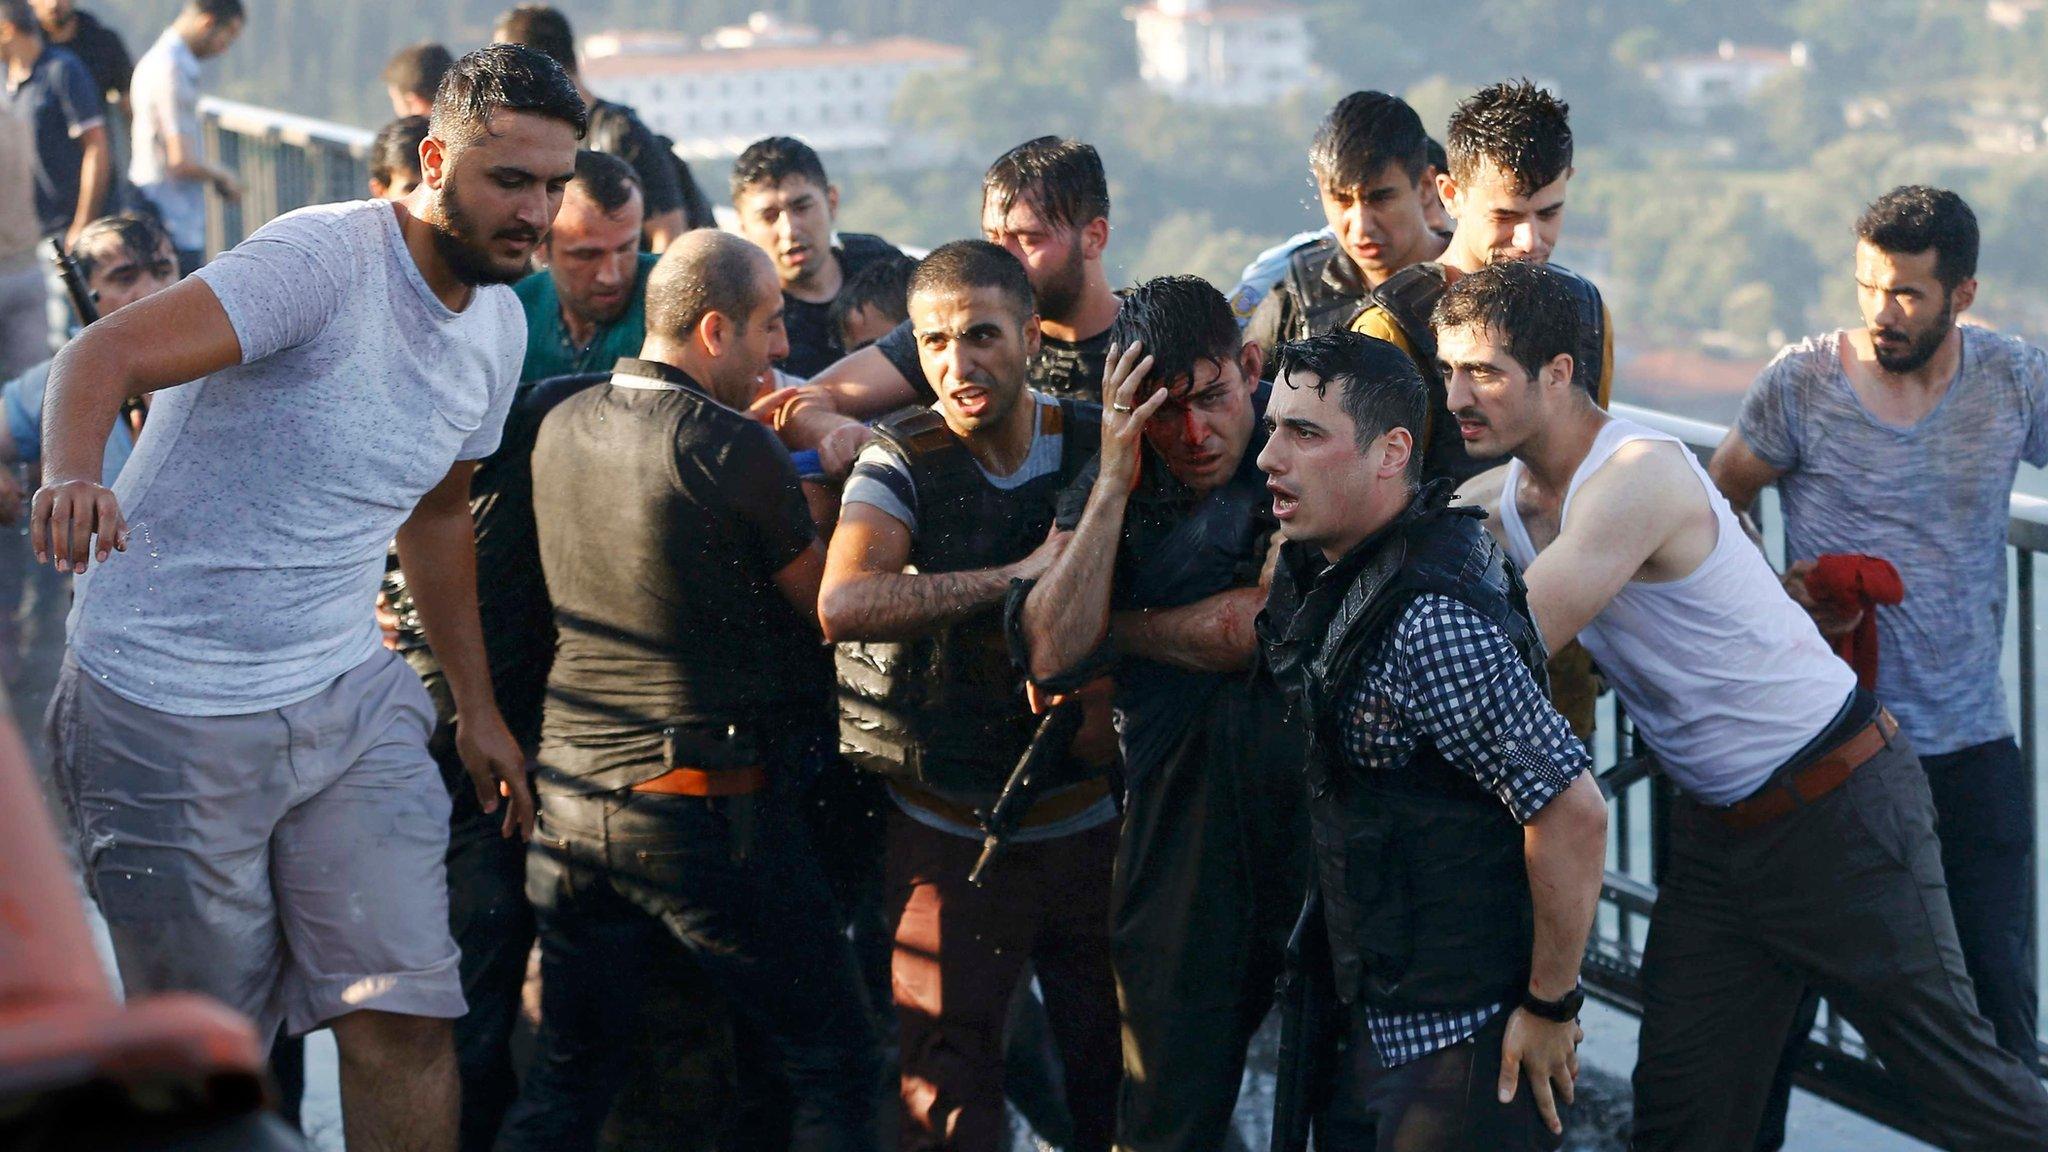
[1278,236,1372,342]
[1369,262,1608,486]
[836,398,1102,798]
[1260,485,1547,1010]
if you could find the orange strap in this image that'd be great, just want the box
[631,765,768,797]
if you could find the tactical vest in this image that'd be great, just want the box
[1278,237,1371,342]
[1370,262,1608,486]
[836,398,1102,798]
[1260,487,1548,1010]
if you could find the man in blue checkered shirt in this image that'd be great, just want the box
[1257,330,1608,1150]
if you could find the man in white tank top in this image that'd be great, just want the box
[1439,260,2048,1151]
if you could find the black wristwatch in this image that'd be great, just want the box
[1521,984,1585,1023]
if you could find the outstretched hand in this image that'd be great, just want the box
[32,479,127,573]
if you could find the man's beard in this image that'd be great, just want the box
[1872,298,1953,374]
[1031,241,1086,327]
[429,174,541,288]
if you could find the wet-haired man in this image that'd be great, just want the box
[1447,259,2048,1151]
[1021,275,1305,1152]
[35,44,584,1151]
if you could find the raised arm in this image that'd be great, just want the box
[1520,441,1694,655]
[820,500,1065,643]
[33,277,244,572]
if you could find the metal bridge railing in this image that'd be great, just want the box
[198,96,373,257]
[1586,401,2047,1144]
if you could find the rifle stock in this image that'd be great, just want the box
[968,695,1085,886]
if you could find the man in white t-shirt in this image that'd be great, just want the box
[126,0,241,274]
[1445,260,2048,1150]
[33,45,583,1152]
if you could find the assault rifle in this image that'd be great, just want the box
[968,689,1085,886]
[1271,888,1336,1152]
[49,236,148,434]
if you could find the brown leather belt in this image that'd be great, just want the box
[894,776,1112,831]
[1713,709,1897,832]
[631,765,767,797]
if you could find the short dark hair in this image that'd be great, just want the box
[1856,185,1979,290]
[1446,79,1574,197]
[984,136,1110,232]
[570,149,641,214]
[1425,136,1448,175]
[1274,331,1427,477]
[1309,91,1430,192]
[645,230,774,340]
[370,116,429,190]
[73,213,172,281]
[0,0,37,35]
[383,42,454,102]
[429,44,587,153]
[1431,259,1582,382]
[493,4,576,75]
[831,253,916,333]
[730,136,831,202]
[185,0,244,22]
[1106,275,1241,395]
[909,240,1035,326]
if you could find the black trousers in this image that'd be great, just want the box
[1923,736,2040,1063]
[1316,1010,1562,1152]
[1632,724,2048,1151]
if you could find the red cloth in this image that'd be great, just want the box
[1803,553,1905,690]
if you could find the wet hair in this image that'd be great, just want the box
[0,0,36,35]
[493,4,577,76]
[570,149,641,214]
[730,136,831,202]
[1308,91,1430,193]
[645,230,774,340]
[831,252,916,334]
[184,0,243,21]
[983,136,1110,232]
[1445,79,1574,197]
[1856,185,1979,290]
[1106,275,1241,394]
[383,42,454,104]
[428,44,586,154]
[369,116,429,191]
[909,240,1036,325]
[72,213,172,281]
[1431,259,1582,382]
[1273,331,1427,477]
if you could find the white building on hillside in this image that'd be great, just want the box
[1642,40,1810,125]
[583,13,969,170]
[1127,0,1314,107]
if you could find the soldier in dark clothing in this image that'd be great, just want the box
[1019,276,1306,1152]
[497,230,878,1152]
[493,4,716,248]
[1244,92,1448,359]
[732,135,906,378]
[821,240,1121,1152]
[1256,332,1608,1151]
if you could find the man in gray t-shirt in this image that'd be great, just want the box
[1712,186,2048,1065]
[31,46,583,1149]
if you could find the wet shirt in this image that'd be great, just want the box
[4,44,105,237]
[511,252,658,383]
[68,200,523,716]
[1738,326,2048,756]
[778,233,903,379]
[1053,382,1276,788]
[875,317,1111,405]
[532,358,828,792]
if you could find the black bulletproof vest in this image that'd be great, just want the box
[836,398,1101,799]
[1278,236,1371,342]
[1370,262,1607,486]
[1259,487,1549,1010]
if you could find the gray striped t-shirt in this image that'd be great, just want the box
[1737,326,2048,755]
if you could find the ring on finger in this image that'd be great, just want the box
[1112,403,1134,413]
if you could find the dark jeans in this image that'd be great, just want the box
[443,763,535,1152]
[1632,721,2048,1151]
[495,785,880,1152]
[1923,737,2040,1063]
[1317,1009,1561,1152]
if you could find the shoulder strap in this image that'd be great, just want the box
[869,406,983,508]
[1370,264,1449,379]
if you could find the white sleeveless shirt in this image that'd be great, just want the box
[1499,418,1856,806]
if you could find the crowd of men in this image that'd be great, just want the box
[13,8,2048,1152]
